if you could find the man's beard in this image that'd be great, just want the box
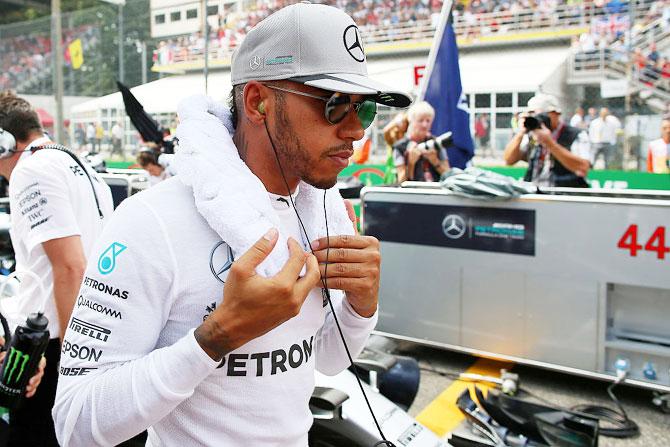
[273,107,342,190]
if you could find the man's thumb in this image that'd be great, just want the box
[235,228,279,274]
[343,200,358,234]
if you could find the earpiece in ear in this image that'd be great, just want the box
[258,102,266,115]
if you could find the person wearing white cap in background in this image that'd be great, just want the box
[503,93,591,187]
[52,3,411,446]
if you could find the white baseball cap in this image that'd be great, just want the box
[231,2,412,108]
[527,93,562,114]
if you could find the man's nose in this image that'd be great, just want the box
[338,108,366,141]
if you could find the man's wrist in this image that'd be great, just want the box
[544,138,562,153]
[194,320,231,361]
[346,297,378,318]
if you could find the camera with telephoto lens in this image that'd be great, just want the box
[416,131,453,151]
[523,113,551,131]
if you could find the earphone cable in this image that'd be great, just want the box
[263,119,393,446]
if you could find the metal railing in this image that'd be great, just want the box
[568,47,670,102]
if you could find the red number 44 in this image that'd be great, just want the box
[618,225,670,259]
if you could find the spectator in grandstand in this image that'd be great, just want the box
[110,121,124,158]
[646,116,670,173]
[503,93,590,187]
[570,107,587,129]
[648,41,660,63]
[659,57,670,90]
[393,101,450,182]
[136,149,175,186]
[588,107,621,169]
[383,111,409,146]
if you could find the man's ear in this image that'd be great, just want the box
[243,82,268,124]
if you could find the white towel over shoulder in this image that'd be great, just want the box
[173,95,354,277]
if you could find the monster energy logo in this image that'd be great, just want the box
[3,348,29,385]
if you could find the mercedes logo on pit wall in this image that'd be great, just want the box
[343,25,365,62]
[442,214,466,239]
[210,241,235,283]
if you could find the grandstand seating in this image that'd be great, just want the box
[568,11,670,110]
[0,24,98,95]
[151,0,662,73]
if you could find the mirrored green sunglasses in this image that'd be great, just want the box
[263,84,377,129]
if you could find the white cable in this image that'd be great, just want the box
[0,270,49,319]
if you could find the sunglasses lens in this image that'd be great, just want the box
[324,94,377,129]
[357,100,377,129]
[325,94,351,124]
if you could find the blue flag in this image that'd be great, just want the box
[423,20,474,169]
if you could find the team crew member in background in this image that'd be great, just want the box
[646,116,670,173]
[588,107,621,169]
[503,93,591,187]
[136,149,175,186]
[0,91,113,445]
[393,101,450,182]
[53,3,410,446]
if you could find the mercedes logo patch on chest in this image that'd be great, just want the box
[210,241,235,283]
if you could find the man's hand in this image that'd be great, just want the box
[0,337,46,398]
[423,148,440,167]
[532,124,553,147]
[310,232,380,318]
[517,113,528,134]
[407,142,422,164]
[195,229,321,361]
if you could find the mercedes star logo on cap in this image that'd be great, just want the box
[343,25,365,62]
[249,56,262,70]
[442,214,467,239]
[209,241,235,283]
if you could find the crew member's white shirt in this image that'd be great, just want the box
[111,124,123,140]
[588,115,621,145]
[53,177,377,447]
[569,113,584,129]
[8,137,114,336]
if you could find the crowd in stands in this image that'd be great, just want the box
[571,0,670,91]
[154,0,445,66]
[0,25,97,93]
[154,0,669,67]
[0,34,50,91]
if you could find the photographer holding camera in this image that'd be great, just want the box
[393,101,450,182]
[503,94,590,187]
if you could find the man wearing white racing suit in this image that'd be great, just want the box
[0,90,113,446]
[53,3,411,446]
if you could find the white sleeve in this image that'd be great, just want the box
[315,290,378,376]
[52,197,219,447]
[9,158,80,253]
[570,131,592,163]
[518,134,530,160]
